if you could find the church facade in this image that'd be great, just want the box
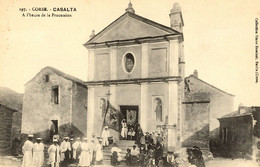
[84,3,185,150]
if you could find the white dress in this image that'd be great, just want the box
[78,142,91,166]
[48,144,60,167]
[95,143,103,162]
[101,129,110,146]
[32,143,44,167]
[22,140,34,167]
[121,122,128,138]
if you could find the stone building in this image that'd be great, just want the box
[184,71,235,148]
[0,87,23,155]
[0,104,18,155]
[21,66,88,141]
[217,106,260,160]
[20,2,235,153]
[84,2,185,150]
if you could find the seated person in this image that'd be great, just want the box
[125,148,132,166]
[166,150,175,167]
[131,145,140,165]
[111,143,122,166]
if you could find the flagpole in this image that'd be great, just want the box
[100,90,111,137]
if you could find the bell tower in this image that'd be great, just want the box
[169,3,184,32]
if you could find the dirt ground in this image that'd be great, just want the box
[0,156,259,167]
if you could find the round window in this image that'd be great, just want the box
[123,53,135,73]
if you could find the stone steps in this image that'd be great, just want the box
[103,140,135,161]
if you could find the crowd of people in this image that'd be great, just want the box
[21,124,205,167]
[21,133,104,167]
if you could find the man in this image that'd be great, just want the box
[155,141,163,166]
[69,138,74,162]
[89,139,95,164]
[72,137,81,162]
[32,138,44,167]
[192,146,205,167]
[95,139,103,164]
[101,126,110,146]
[60,137,71,163]
[48,139,60,167]
[157,133,163,145]
[22,134,34,167]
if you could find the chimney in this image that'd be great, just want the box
[169,3,184,32]
[193,70,198,78]
[89,30,95,39]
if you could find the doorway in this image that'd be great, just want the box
[119,105,139,140]
[50,120,58,140]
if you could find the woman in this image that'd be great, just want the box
[78,138,90,167]
[121,119,128,140]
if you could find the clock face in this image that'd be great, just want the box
[124,53,135,73]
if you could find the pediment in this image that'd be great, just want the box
[86,12,180,45]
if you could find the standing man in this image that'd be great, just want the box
[32,138,44,167]
[69,138,74,162]
[48,139,60,167]
[101,126,110,147]
[72,137,81,162]
[154,141,163,166]
[60,137,71,163]
[95,139,103,164]
[22,134,34,167]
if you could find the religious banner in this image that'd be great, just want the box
[103,101,120,132]
[126,109,137,124]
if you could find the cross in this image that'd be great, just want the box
[106,90,111,101]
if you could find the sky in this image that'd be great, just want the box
[0,0,259,109]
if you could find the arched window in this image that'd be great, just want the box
[154,97,162,122]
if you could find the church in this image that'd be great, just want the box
[21,2,234,152]
[84,2,185,151]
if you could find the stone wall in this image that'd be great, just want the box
[22,68,87,140]
[218,116,253,158]
[182,93,210,148]
[72,83,88,138]
[0,105,15,155]
[185,76,234,142]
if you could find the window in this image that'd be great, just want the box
[123,53,135,73]
[52,87,59,104]
[223,127,228,143]
[45,75,49,82]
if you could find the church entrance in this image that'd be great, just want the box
[119,106,139,140]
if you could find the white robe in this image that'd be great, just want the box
[121,122,128,138]
[78,142,90,166]
[22,140,33,167]
[48,144,60,167]
[95,143,103,162]
[101,129,110,146]
[32,143,44,167]
[60,141,71,161]
[72,141,81,159]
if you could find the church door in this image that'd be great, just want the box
[119,106,139,139]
